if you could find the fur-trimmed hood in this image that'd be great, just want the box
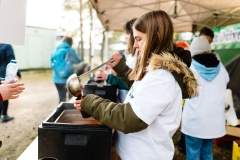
[148,53,198,99]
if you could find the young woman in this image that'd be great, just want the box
[74,10,197,160]
[123,18,138,69]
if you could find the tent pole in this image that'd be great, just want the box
[79,0,84,61]
[89,2,93,65]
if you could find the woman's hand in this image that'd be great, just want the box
[108,51,123,67]
[74,99,82,111]
[74,98,90,118]
[0,82,25,100]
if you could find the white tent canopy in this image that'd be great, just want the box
[89,0,240,32]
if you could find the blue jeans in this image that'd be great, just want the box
[185,134,213,160]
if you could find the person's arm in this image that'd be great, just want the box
[108,51,134,87]
[112,58,133,88]
[0,82,24,101]
[107,74,129,90]
[76,94,148,134]
[0,92,3,101]
[68,49,81,64]
[113,58,131,77]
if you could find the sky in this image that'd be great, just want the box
[26,0,65,29]
[25,0,102,33]
[25,0,106,50]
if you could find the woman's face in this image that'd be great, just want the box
[133,28,146,55]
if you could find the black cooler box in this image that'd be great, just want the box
[38,103,112,160]
[83,84,117,102]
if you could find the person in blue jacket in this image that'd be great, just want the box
[0,43,21,122]
[50,36,81,102]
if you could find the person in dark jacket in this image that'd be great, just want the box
[0,43,21,122]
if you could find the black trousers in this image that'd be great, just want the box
[55,83,67,103]
[0,100,9,116]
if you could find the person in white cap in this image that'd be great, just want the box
[181,35,229,160]
[189,36,211,57]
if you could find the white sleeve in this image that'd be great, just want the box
[128,70,177,125]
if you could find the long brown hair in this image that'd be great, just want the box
[124,18,137,54]
[129,10,174,80]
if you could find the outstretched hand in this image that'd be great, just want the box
[108,51,123,68]
[0,82,25,100]
[74,99,82,111]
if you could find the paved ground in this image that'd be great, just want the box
[0,70,58,160]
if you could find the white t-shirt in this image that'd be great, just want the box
[116,69,182,160]
[181,64,229,139]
